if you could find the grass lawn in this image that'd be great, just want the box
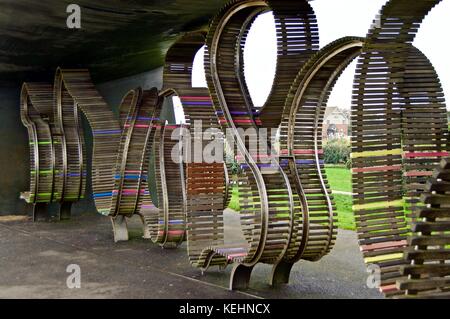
[325,165,355,230]
[228,185,240,212]
[227,165,356,230]
[333,193,355,230]
[325,165,352,193]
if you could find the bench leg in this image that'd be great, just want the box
[137,213,151,239]
[59,202,72,221]
[111,215,129,242]
[270,260,294,286]
[229,263,254,291]
[32,203,50,222]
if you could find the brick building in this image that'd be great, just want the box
[322,106,350,140]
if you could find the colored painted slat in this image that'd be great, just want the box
[351,149,402,159]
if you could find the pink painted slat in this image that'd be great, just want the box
[361,240,407,252]
[180,96,211,101]
[380,284,398,294]
[404,171,433,177]
[292,150,324,155]
[353,165,402,173]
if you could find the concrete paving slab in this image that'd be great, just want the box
[0,210,383,299]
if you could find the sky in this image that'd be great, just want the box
[184,0,450,122]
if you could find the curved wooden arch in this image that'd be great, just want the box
[276,37,364,285]
[54,69,164,242]
[16,0,450,298]
[157,32,228,252]
[20,83,56,208]
[20,82,87,221]
[204,0,319,290]
[112,88,162,241]
[355,0,450,299]
[54,68,121,216]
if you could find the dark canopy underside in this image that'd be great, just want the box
[0,0,234,85]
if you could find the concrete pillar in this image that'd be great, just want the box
[0,86,29,216]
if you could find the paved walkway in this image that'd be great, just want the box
[0,211,382,299]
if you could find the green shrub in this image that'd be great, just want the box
[323,138,351,165]
[229,160,241,175]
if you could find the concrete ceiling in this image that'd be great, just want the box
[0,0,230,85]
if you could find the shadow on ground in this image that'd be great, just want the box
[0,209,383,299]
